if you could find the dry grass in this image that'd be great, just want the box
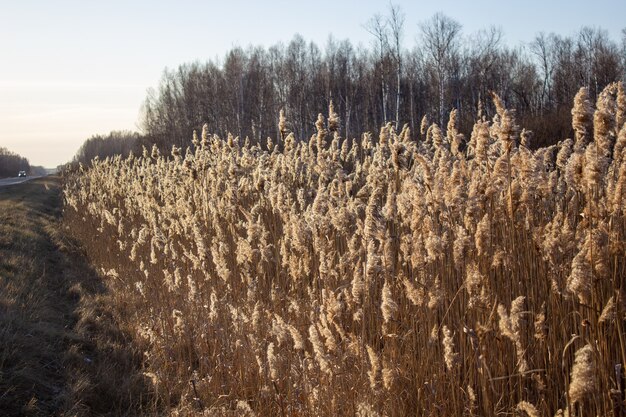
[0,177,153,416]
[64,83,626,416]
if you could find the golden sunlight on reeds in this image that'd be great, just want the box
[63,84,626,416]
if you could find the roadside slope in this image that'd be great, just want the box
[0,177,152,416]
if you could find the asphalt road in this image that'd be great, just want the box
[0,176,41,188]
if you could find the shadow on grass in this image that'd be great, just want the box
[0,177,154,416]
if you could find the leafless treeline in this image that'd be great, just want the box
[0,147,30,178]
[73,131,140,166]
[140,10,626,150]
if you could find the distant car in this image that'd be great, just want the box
[18,171,26,177]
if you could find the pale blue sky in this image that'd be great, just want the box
[1,0,624,167]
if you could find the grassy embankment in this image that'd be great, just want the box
[0,177,152,416]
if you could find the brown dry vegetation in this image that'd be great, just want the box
[64,83,626,416]
[0,177,152,416]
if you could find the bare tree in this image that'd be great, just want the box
[387,3,405,129]
[405,47,424,132]
[578,27,622,98]
[622,28,626,82]
[466,27,502,108]
[530,33,557,109]
[420,13,462,126]
[365,13,390,124]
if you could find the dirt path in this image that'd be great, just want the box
[0,177,151,416]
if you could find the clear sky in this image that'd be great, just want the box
[1,0,624,167]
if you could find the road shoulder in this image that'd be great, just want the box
[0,177,152,416]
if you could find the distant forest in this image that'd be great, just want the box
[0,147,30,178]
[76,10,626,163]
[73,131,140,165]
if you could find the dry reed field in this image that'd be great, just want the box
[63,83,626,416]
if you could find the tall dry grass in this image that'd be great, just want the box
[64,84,626,416]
